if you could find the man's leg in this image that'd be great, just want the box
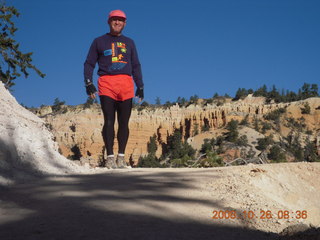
[100,95,116,156]
[116,98,133,154]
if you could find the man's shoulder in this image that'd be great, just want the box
[120,35,133,41]
[94,34,109,41]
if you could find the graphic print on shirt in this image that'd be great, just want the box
[106,42,128,71]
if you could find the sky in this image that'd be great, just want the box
[5,0,320,107]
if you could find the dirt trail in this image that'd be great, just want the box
[0,163,319,240]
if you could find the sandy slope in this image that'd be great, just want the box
[0,83,319,239]
[0,82,105,185]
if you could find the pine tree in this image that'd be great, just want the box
[233,88,248,100]
[52,98,65,112]
[200,138,213,154]
[165,129,195,160]
[268,85,281,102]
[268,145,286,163]
[147,134,158,155]
[137,134,160,167]
[225,119,239,142]
[301,83,311,99]
[176,96,187,107]
[301,103,311,114]
[304,139,320,162]
[0,3,45,89]
[253,84,268,97]
[310,84,319,97]
[285,91,297,102]
[155,97,161,106]
[189,94,199,104]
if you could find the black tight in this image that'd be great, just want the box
[100,96,132,155]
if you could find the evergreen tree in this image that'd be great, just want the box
[200,138,214,153]
[0,3,45,89]
[180,97,187,106]
[163,101,172,109]
[253,84,268,97]
[166,129,183,159]
[301,102,311,114]
[225,119,239,142]
[297,89,302,100]
[137,154,161,167]
[267,85,281,102]
[236,135,248,146]
[137,134,161,167]
[263,108,286,122]
[165,129,195,160]
[256,136,273,151]
[298,82,319,99]
[248,88,254,94]
[176,96,187,107]
[147,134,158,155]
[233,88,248,100]
[52,98,65,112]
[155,97,161,106]
[189,94,199,104]
[286,133,304,161]
[141,101,149,107]
[268,145,286,163]
[304,139,320,162]
[310,84,319,97]
[254,117,260,132]
[200,151,223,167]
[285,91,297,102]
[261,122,272,133]
[301,83,310,99]
[56,99,64,105]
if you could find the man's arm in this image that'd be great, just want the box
[131,40,143,89]
[131,40,144,102]
[84,39,99,84]
[84,39,98,98]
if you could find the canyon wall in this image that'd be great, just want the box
[39,97,320,166]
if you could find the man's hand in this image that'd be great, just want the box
[135,87,144,103]
[86,82,97,99]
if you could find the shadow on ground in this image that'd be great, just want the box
[0,170,316,240]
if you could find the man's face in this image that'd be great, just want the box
[108,17,126,36]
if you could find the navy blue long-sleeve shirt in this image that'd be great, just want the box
[84,33,143,88]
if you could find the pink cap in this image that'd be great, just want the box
[108,10,126,20]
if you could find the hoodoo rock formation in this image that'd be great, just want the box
[39,96,320,166]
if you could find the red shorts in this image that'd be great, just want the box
[98,75,134,101]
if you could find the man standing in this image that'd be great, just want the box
[84,10,144,168]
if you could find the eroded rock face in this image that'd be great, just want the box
[41,97,320,166]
